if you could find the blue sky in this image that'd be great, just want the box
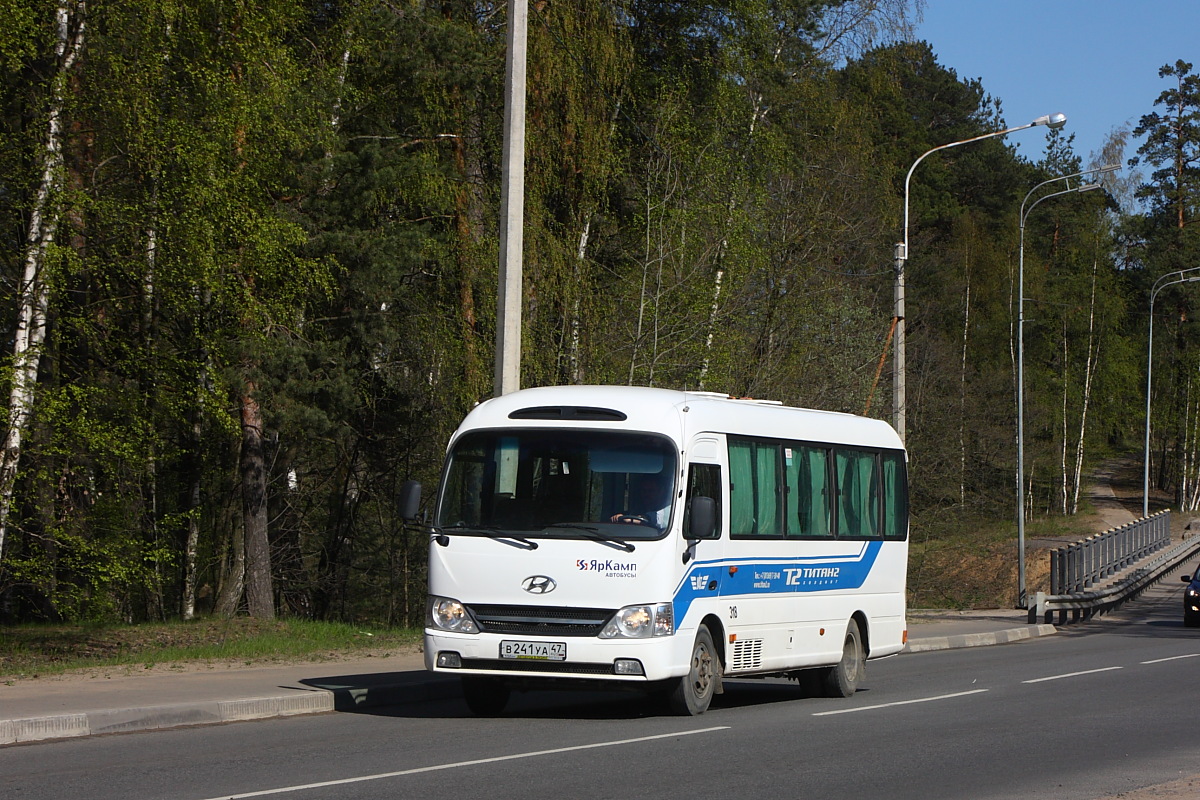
[914,1,1199,171]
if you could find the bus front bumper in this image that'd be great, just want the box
[424,630,692,684]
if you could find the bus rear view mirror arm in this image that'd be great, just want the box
[399,480,448,545]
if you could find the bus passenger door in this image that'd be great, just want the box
[680,437,726,629]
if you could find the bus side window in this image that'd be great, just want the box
[684,463,722,539]
[729,438,781,536]
[786,445,832,537]
[882,451,908,540]
[729,440,754,535]
[836,448,880,538]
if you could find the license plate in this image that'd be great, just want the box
[500,640,567,661]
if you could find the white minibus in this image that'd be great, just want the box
[402,385,908,715]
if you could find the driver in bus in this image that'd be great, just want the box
[610,472,672,529]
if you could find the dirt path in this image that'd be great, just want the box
[1085,458,1141,531]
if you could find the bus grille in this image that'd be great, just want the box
[731,638,764,671]
[461,658,616,676]
[467,604,614,637]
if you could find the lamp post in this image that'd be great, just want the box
[894,113,1066,443]
[494,0,528,396]
[1016,164,1118,607]
[1143,269,1200,516]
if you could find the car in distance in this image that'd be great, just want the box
[1182,566,1200,627]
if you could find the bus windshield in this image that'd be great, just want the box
[436,429,677,540]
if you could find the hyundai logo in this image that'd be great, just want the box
[522,575,557,594]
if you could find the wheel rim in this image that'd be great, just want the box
[692,640,714,698]
[844,631,861,684]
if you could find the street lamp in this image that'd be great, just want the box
[1143,268,1200,516]
[894,113,1066,443]
[1016,163,1118,607]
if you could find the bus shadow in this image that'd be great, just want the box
[350,676,858,720]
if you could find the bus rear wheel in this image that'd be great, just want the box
[667,624,719,715]
[462,676,510,716]
[820,620,864,698]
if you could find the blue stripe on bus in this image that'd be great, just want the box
[672,540,883,625]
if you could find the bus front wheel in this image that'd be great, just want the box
[821,620,864,698]
[667,624,719,715]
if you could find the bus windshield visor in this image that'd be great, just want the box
[436,430,678,540]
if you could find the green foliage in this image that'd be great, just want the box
[0,2,1191,620]
[0,617,420,677]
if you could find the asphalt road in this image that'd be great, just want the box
[4,578,1198,800]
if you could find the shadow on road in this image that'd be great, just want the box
[302,668,865,721]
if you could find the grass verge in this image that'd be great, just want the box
[908,509,1093,609]
[0,618,421,680]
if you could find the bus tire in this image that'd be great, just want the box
[821,620,864,698]
[667,624,718,715]
[462,676,510,716]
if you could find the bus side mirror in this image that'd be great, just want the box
[399,480,422,521]
[687,496,718,540]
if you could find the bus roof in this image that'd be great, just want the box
[454,385,904,452]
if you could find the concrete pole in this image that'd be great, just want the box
[893,243,906,442]
[494,0,527,396]
[1016,168,1114,606]
[1017,219,1027,607]
[1144,271,1200,516]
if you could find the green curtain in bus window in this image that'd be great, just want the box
[808,447,832,537]
[837,449,878,537]
[785,447,800,535]
[755,442,780,536]
[786,446,830,537]
[882,452,908,539]
[864,453,879,535]
[729,440,755,536]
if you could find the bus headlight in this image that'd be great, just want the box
[600,603,673,639]
[427,596,479,634]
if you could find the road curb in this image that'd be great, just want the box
[0,675,461,746]
[3,625,1062,747]
[904,624,1057,653]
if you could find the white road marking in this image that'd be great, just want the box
[1141,653,1200,665]
[194,726,731,800]
[811,689,988,716]
[1022,666,1123,683]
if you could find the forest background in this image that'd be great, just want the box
[1,0,1198,627]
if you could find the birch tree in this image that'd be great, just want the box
[0,1,85,564]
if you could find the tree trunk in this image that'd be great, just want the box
[959,260,970,505]
[698,89,766,389]
[0,1,85,563]
[1070,257,1100,514]
[181,397,203,619]
[1189,390,1200,511]
[451,103,487,396]
[629,152,677,385]
[1182,377,1194,512]
[241,386,274,619]
[566,214,591,384]
[214,496,245,618]
[1061,323,1069,515]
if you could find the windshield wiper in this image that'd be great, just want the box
[545,523,637,553]
[438,523,539,550]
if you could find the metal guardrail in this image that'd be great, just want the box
[1048,510,1171,594]
[1030,511,1200,624]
